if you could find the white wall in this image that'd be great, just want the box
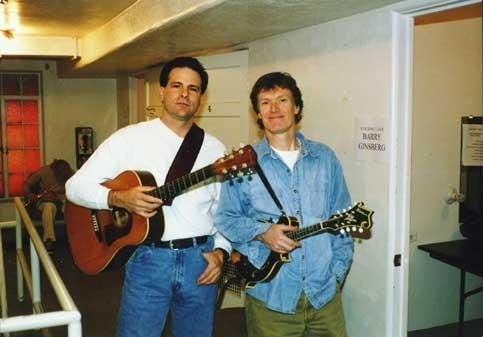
[245,8,393,337]
[409,17,483,330]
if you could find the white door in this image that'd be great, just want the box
[196,51,249,149]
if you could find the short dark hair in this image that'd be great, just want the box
[50,159,74,184]
[250,72,304,129]
[159,57,209,94]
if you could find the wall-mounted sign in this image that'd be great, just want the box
[354,117,389,163]
[461,116,483,166]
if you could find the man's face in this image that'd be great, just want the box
[159,67,203,121]
[257,86,300,135]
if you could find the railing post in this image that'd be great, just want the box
[14,208,24,302]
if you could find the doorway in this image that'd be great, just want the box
[390,1,482,336]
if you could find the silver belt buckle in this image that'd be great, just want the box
[169,241,175,249]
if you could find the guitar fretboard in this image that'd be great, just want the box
[287,222,326,241]
[151,166,215,201]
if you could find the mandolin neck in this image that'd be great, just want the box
[287,222,326,241]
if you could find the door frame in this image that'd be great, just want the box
[389,1,481,336]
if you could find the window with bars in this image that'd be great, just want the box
[0,72,42,198]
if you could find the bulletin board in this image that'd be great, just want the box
[459,116,483,242]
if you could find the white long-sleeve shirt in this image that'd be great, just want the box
[66,118,231,252]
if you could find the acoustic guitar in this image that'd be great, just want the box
[65,145,257,275]
[231,201,374,288]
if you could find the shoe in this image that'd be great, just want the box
[43,239,56,255]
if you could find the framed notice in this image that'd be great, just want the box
[459,116,483,241]
[461,116,483,166]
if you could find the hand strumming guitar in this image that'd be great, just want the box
[107,185,163,219]
[258,224,301,254]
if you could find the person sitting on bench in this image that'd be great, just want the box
[23,159,74,254]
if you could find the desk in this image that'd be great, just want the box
[418,239,483,337]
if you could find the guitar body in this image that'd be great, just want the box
[65,170,162,275]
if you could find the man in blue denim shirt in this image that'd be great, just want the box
[215,72,354,337]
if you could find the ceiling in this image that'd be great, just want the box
[0,0,404,78]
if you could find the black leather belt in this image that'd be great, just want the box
[144,235,209,249]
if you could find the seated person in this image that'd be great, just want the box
[23,159,74,254]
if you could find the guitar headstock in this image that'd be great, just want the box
[213,145,257,180]
[324,201,374,238]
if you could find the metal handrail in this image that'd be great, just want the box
[0,197,82,336]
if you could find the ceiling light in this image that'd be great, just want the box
[0,0,17,37]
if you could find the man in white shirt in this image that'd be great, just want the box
[66,56,231,337]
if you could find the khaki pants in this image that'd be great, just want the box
[245,289,347,337]
[37,198,65,241]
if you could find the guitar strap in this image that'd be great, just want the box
[148,123,205,241]
[254,163,287,217]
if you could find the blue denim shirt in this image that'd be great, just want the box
[215,133,354,314]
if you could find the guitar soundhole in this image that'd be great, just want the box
[102,208,133,245]
[112,208,130,228]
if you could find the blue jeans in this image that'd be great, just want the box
[116,237,218,337]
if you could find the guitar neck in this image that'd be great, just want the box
[154,165,215,201]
